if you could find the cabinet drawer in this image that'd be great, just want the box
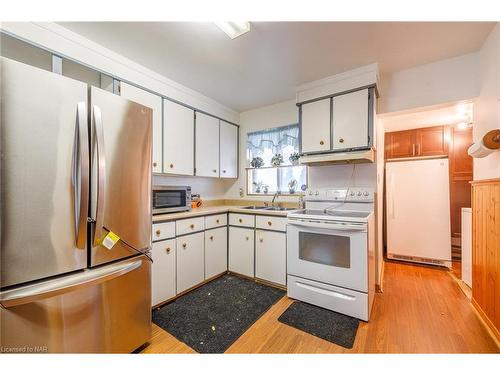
[255,215,287,232]
[229,213,255,228]
[205,214,227,229]
[152,222,175,241]
[176,216,205,236]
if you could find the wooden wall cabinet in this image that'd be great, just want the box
[385,125,448,159]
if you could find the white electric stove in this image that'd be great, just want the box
[286,187,376,321]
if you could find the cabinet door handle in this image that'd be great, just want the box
[245,236,249,241]
[209,236,214,241]
[165,247,171,253]
[319,140,324,145]
[239,218,243,223]
[182,243,187,249]
[338,138,344,143]
[153,162,157,167]
[212,169,217,173]
[222,170,227,174]
[216,219,220,224]
[267,221,272,226]
[169,163,174,168]
[155,230,161,236]
[259,238,263,242]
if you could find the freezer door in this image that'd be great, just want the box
[0,57,89,288]
[0,255,151,353]
[90,86,152,267]
[386,158,451,262]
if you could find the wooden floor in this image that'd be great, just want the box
[140,261,499,354]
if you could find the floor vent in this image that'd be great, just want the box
[388,253,448,267]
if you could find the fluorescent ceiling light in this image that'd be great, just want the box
[215,22,250,39]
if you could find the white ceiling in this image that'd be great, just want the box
[58,22,495,112]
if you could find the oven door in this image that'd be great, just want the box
[152,188,189,214]
[287,220,368,292]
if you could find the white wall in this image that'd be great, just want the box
[378,52,480,114]
[474,23,500,180]
[153,175,233,200]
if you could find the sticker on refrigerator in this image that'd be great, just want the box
[102,231,120,250]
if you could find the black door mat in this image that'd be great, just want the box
[278,301,360,349]
[152,274,285,353]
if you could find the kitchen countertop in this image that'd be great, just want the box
[152,205,297,223]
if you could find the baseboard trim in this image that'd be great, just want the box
[471,298,500,349]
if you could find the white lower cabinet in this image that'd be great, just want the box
[204,227,228,279]
[151,239,176,306]
[176,232,205,294]
[255,230,286,286]
[228,226,255,277]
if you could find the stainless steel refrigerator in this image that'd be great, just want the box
[0,57,153,353]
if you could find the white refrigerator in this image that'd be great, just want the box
[386,158,451,267]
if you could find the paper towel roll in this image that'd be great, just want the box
[468,140,493,158]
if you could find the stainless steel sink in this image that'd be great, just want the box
[240,205,268,210]
[264,207,297,211]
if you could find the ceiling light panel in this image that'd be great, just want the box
[215,22,250,39]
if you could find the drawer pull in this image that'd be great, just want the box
[209,236,214,241]
[319,140,324,145]
[153,162,157,167]
[165,247,171,253]
[182,243,187,249]
[239,218,243,223]
[190,224,195,229]
[339,138,345,143]
[169,163,174,168]
[216,219,220,224]
[223,170,227,173]
[267,221,272,226]
[155,230,161,236]
[245,236,249,241]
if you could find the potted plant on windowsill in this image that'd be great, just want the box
[271,153,283,167]
[250,157,264,168]
[289,152,300,166]
[252,181,263,194]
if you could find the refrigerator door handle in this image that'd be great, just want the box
[93,105,106,246]
[0,258,143,308]
[72,102,90,249]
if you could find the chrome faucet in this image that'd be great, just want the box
[271,191,281,207]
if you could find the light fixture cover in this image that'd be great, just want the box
[215,22,250,39]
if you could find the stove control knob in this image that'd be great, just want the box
[350,191,355,196]
[357,191,362,196]
[363,191,369,196]
[308,191,313,196]
[315,191,319,196]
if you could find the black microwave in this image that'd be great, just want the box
[152,186,191,214]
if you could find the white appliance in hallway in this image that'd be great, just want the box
[287,187,375,321]
[0,57,153,353]
[386,158,451,267]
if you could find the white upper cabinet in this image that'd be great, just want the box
[163,99,194,176]
[301,98,331,153]
[120,82,163,173]
[195,112,220,177]
[332,88,369,150]
[219,121,238,178]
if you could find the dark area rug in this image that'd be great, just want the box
[152,274,285,353]
[278,301,360,349]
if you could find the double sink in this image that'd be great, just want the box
[240,205,297,211]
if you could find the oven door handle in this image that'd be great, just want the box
[287,220,367,232]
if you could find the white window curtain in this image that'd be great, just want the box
[246,124,299,166]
